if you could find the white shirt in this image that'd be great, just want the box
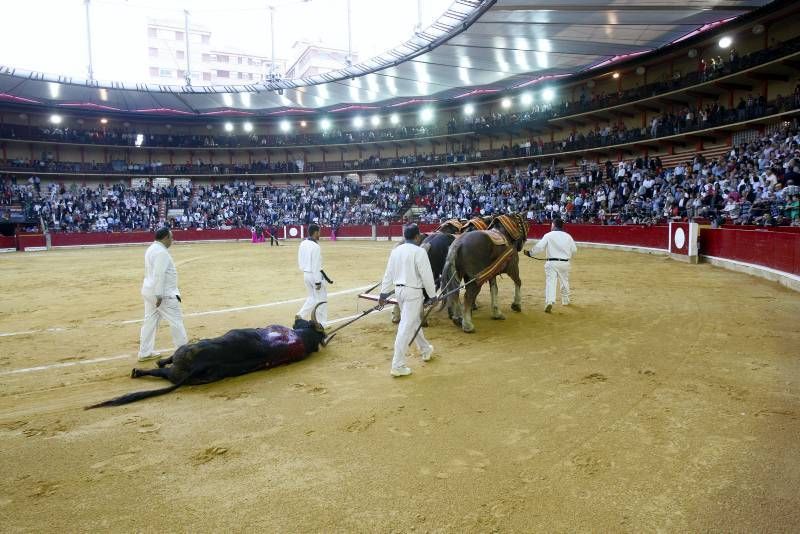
[141,241,179,298]
[380,242,436,297]
[532,230,578,261]
[298,238,323,283]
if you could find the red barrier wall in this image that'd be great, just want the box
[49,228,251,248]
[528,224,669,250]
[14,225,800,281]
[376,225,404,239]
[17,234,46,250]
[700,228,800,276]
[335,225,373,238]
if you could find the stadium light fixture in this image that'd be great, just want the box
[718,36,732,49]
[280,120,291,132]
[222,93,234,107]
[542,88,555,103]
[100,118,108,124]
[390,113,400,125]
[371,115,381,127]
[353,116,365,129]
[48,82,60,98]
[420,107,434,123]
[521,92,533,106]
[320,118,331,130]
[99,88,108,101]
[49,114,62,124]
[300,120,307,128]
[464,103,475,116]
[612,72,620,79]
[501,97,511,109]
[224,122,234,132]
[135,133,144,147]
[243,122,253,132]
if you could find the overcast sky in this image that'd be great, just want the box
[1,0,451,84]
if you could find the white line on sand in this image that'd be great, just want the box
[0,285,375,335]
[1,288,391,375]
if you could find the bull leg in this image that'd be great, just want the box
[156,354,174,368]
[391,303,401,324]
[131,367,172,380]
[489,278,505,320]
[461,285,480,333]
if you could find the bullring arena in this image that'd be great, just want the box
[2,235,798,531]
[2,0,800,531]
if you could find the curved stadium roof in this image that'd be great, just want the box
[0,0,776,117]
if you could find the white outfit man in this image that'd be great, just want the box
[297,225,328,325]
[379,225,436,377]
[138,228,188,361]
[526,220,577,313]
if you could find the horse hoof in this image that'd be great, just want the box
[452,318,462,327]
[131,369,140,378]
[511,303,522,312]
[391,318,400,324]
[421,320,429,328]
[462,326,475,334]
[492,314,506,320]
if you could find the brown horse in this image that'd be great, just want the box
[441,213,529,333]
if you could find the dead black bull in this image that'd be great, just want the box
[86,303,327,408]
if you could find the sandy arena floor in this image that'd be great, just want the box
[0,240,798,532]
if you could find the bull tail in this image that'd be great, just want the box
[84,371,198,409]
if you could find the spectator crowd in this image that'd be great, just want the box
[3,124,799,232]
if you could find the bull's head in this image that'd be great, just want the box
[293,302,328,352]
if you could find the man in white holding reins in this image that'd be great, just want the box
[378,224,436,377]
[525,218,577,313]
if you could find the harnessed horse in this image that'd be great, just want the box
[441,213,529,333]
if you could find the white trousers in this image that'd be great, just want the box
[297,273,328,325]
[392,286,432,370]
[138,296,188,357]
[544,261,571,306]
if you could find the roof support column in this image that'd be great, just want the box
[84,0,94,81]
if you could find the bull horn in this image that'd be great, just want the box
[311,301,327,325]
[321,333,337,347]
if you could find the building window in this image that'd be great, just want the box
[248,73,254,80]
[217,55,229,63]
[148,47,158,57]
[149,67,159,77]
[253,59,261,67]
[148,27,157,38]
[203,72,211,81]
[202,53,210,62]
[216,70,229,78]
[201,34,210,44]
[238,56,243,64]
[176,50,185,60]
[209,54,217,62]
[160,68,173,78]
[238,72,245,79]
[175,31,184,41]
[177,69,185,79]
